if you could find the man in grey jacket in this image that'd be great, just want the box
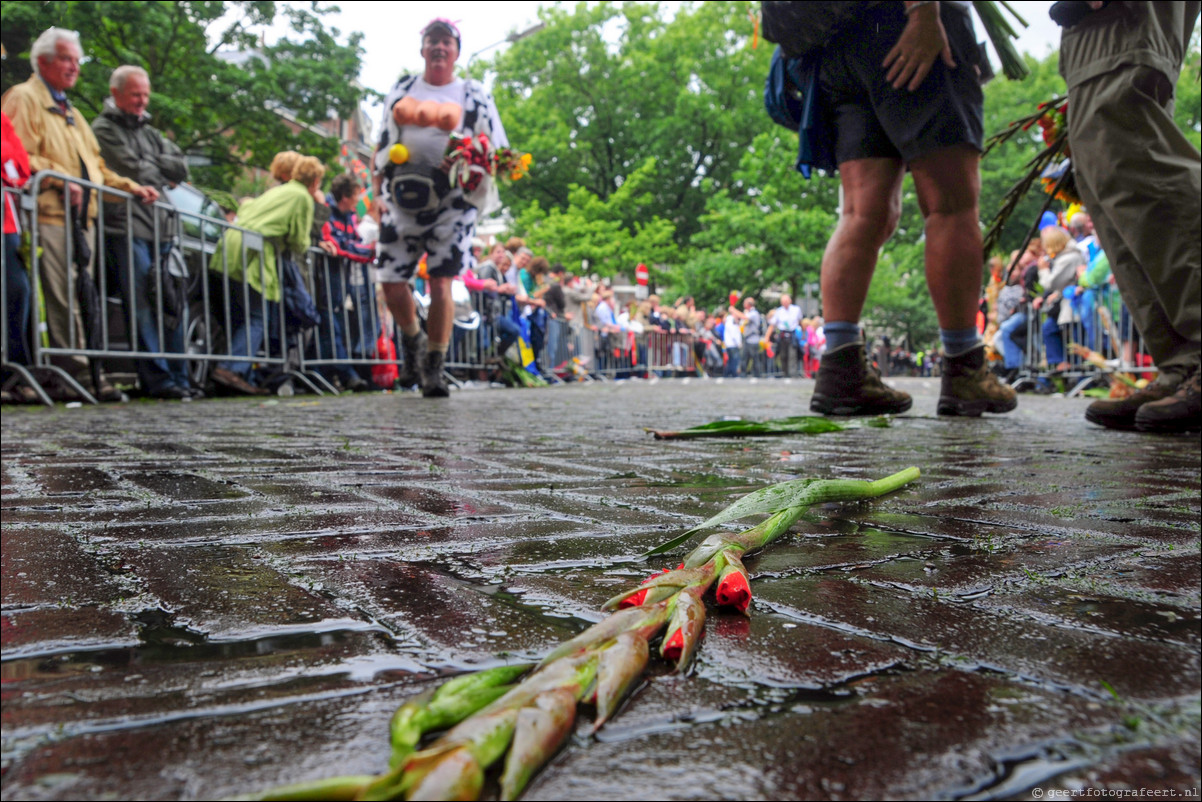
[93,65,196,399]
[1060,1,1200,432]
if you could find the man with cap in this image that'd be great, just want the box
[373,18,508,397]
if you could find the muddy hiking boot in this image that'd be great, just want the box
[398,330,428,389]
[421,351,450,398]
[810,341,912,416]
[1135,366,1201,433]
[1084,380,1176,430]
[937,344,1018,417]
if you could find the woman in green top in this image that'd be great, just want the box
[210,157,325,393]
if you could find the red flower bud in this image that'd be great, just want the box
[618,589,648,609]
[617,567,680,608]
[662,628,685,661]
[715,569,751,613]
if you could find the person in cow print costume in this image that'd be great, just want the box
[373,18,508,397]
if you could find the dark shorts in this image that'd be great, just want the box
[819,4,984,165]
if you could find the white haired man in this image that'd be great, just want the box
[92,65,196,399]
[2,29,158,401]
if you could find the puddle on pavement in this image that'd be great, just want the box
[2,609,399,680]
[2,389,1198,801]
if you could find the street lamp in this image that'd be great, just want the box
[467,21,546,64]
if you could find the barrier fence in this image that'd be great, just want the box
[2,174,1159,405]
[993,286,1157,395]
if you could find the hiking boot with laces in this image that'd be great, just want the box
[398,330,428,389]
[1135,366,1201,433]
[937,344,1017,417]
[1084,380,1176,430]
[810,341,912,416]
[421,350,450,398]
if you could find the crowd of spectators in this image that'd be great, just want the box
[979,207,1143,392]
[973,193,1195,435]
[0,27,1169,409]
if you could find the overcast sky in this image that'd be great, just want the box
[283,1,1061,134]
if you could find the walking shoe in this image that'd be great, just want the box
[398,330,428,389]
[94,377,126,403]
[343,375,371,393]
[421,351,450,398]
[1084,380,1176,430]
[147,383,191,400]
[937,344,1017,417]
[211,366,269,396]
[1135,367,1200,433]
[810,341,911,416]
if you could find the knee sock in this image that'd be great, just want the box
[940,327,982,357]
[824,321,861,351]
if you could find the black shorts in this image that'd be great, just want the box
[819,3,984,165]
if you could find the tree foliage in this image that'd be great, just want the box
[514,158,677,277]
[0,0,368,186]
[481,1,774,254]
[673,131,836,307]
[1175,29,1201,152]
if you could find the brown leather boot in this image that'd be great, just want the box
[398,330,427,389]
[1084,380,1176,430]
[810,342,911,416]
[421,350,450,398]
[937,344,1017,417]
[1135,367,1200,433]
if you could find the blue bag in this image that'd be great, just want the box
[281,257,320,331]
[764,47,835,179]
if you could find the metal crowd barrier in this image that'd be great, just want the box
[7,176,1161,403]
[999,291,1157,395]
[3,171,317,403]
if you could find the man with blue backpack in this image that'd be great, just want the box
[762,1,1016,418]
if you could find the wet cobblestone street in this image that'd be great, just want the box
[2,377,1199,800]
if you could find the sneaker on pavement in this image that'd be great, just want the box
[937,344,1017,417]
[398,330,428,389]
[1084,380,1176,430]
[1135,367,1200,433]
[810,341,912,416]
[421,351,450,398]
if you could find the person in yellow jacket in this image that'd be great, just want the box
[2,27,157,400]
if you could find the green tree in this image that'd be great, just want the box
[862,239,940,349]
[481,1,774,250]
[514,157,677,278]
[978,51,1069,258]
[674,131,837,306]
[0,0,368,187]
[1174,29,1201,151]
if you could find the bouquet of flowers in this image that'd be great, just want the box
[980,95,1075,258]
[973,1,1030,80]
[444,133,532,194]
[1033,100,1081,205]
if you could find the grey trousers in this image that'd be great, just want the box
[37,222,96,377]
[1066,63,1201,383]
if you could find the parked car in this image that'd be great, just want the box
[164,183,229,389]
[99,183,228,391]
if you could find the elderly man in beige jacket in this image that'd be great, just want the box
[2,27,157,400]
